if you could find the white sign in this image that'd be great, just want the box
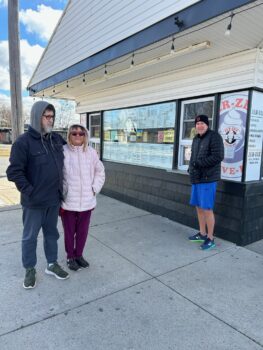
[245,91,263,181]
[218,92,248,182]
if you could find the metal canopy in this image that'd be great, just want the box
[28,0,263,99]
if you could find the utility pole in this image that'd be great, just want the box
[8,0,23,142]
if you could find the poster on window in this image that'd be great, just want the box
[80,114,86,126]
[163,129,174,143]
[218,91,248,181]
[245,91,263,181]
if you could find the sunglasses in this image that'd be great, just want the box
[70,132,85,137]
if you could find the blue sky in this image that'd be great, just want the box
[0,0,69,116]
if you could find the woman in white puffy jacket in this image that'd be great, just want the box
[60,124,105,271]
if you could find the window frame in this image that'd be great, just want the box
[178,96,215,171]
[88,112,101,155]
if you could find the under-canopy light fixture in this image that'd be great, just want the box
[82,40,211,87]
[130,53,135,68]
[170,38,175,54]
[46,40,211,95]
[170,40,210,58]
[225,13,235,36]
[82,73,86,83]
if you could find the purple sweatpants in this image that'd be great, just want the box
[61,209,92,259]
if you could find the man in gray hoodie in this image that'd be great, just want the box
[7,101,69,289]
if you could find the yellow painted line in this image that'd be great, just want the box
[0,177,20,206]
[0,145,11,157]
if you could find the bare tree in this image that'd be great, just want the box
[0,105,12,127]
[8,0,23,142]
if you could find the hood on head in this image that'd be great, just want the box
[30,101,55,134]
[67,124,89,150]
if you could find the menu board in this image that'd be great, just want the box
[245,91,263,181]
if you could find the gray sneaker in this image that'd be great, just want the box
[23,267,36,289]
[45,262,69,280]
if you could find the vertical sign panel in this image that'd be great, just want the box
[245,91,263,181]
[218,91,248,182]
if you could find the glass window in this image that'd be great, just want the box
[88,112,101,155]
[178,97,214,170]
[103,102,176,169]
[89,114,101,139]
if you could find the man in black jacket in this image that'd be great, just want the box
[7,101,69,289]
[188,114,224,250]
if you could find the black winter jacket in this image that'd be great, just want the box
[189,129,224,184]
[6,126,65,208]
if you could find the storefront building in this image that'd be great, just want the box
[28,0,263,245]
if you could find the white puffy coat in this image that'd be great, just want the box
[61,144,105,211]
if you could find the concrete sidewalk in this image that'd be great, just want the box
[0,195,262,350]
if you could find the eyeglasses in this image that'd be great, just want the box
[70,132,85,137]
[42,114,54,120]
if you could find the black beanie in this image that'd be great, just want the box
[195,114,209,126]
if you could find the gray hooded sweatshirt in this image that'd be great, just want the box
[6,101,65,208]
[30,100,55,134]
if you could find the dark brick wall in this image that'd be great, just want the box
[242,183,263,245]
[101,161,263,246]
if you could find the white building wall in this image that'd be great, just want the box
[255,49,263,89]
[76,49,258,113]
[30,0,200,85]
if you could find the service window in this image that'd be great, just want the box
[88,112,101,155]
[103,102,176,169]
[178,97,214,170]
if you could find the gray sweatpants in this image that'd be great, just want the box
[22,205,60,268]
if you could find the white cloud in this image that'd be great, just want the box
[0,0,8,7]
[0,36,77,127]
[0,41,10,90]
[0,66,10,91]
[20,39,44,87]
[20,5,63,42]
[0,39,44,91]
[0,93,10,106]
[0,41,8,67]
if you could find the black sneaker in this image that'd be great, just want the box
[45,262,69,280]
[67,259,81,271]
[200,238,216,250]
[188,232,207,242]
[23,267,36,289]
[75,256,89,268]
